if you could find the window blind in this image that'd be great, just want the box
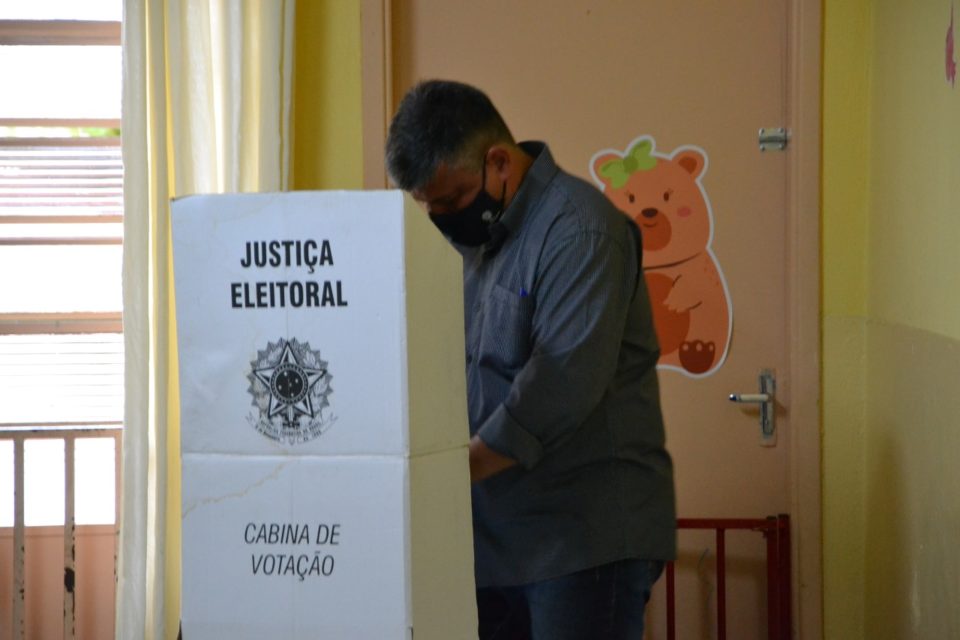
[0,143,123,222]
[0,333,123,426]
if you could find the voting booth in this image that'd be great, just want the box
[171,191,478,639]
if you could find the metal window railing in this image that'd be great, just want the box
[2,424,121,640]
[666,515,791,640]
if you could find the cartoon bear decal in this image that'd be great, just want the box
[591,136,732,377]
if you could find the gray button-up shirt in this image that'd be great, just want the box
[460,142,676,587]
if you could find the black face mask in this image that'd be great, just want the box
[429,161,506,246]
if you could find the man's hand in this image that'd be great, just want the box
[469,435,517,483]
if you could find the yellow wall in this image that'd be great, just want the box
[822,2,871,637]
[863,2,960,638]
[868,1,960,339]
[823,0,960,638]
[292,0,364,190]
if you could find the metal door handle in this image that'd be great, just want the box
[729,370,776,446]
[729,393,770,404]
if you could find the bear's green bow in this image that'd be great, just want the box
[599,140,657,189]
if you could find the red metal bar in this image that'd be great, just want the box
[716,528,726,640]
[666,561,676,640]
[666,517,791,640]
[766,519,780,639]
[677,517,774,530]
[778,515,792,640]
[762,514,794,640]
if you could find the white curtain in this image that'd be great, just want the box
[119,1,294,637]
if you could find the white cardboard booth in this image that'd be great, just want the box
[171,191,478,639]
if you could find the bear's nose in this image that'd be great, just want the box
[641,208,659,218]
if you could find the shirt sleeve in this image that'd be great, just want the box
[475,223,638,468]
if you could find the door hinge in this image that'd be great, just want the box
[758,127,789,151]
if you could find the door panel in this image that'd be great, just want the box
[386,2,812,637]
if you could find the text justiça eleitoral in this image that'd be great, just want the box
[231,239,348,309]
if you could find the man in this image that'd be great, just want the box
[385,80,675,640]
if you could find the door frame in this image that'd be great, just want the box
[358,1,823,636]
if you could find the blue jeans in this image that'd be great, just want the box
[477,558,664,640]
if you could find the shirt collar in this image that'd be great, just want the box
[486,141,557,252]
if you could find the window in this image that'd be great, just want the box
[0,0,122,527]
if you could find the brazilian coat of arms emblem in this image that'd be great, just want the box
[246,338,335,444]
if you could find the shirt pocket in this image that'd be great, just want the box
[478,283,534,376]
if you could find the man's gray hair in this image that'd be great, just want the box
[385,80,514,191]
